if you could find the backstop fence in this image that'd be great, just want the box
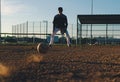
[1,21,76,44]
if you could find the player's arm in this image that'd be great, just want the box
[53,16,56,32]
[65,16,68,28]
[60,15,68,34]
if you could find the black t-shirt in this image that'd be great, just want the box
[53,14,68,28]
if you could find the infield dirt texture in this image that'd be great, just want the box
[0,44,120,82]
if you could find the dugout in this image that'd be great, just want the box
[77,14,120,45]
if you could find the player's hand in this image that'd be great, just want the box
[60,28,66,34]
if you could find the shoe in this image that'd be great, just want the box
[48,44,52,48]
[68,44,71,47]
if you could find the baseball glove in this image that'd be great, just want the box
[60,27,67,34]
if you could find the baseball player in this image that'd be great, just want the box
[49,7,71,47]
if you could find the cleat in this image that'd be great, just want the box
[48,44,52,48]
[68,44,71,47]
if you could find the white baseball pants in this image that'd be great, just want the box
[49,27,71,46]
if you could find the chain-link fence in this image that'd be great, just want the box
[6,21,77,44]
[77,24,120,45]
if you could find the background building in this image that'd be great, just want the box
[77,14,120,45]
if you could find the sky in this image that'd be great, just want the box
[1,0,120,33]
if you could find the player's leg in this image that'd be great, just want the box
[49,28,59,46]
[65,30,71,47]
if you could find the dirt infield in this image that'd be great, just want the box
[0,44,120,82]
